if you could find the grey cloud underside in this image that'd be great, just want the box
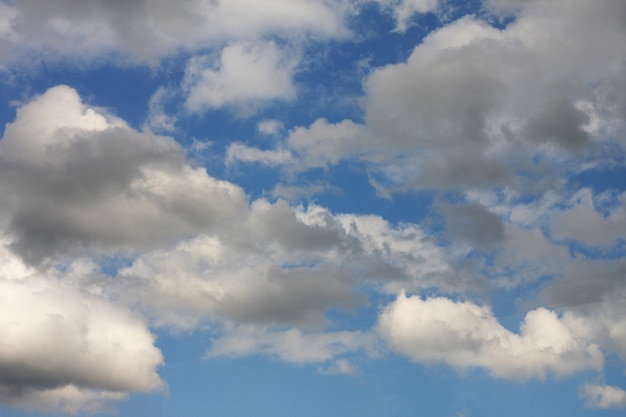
[439,201,505,249]
[1,0,346,63]
[0,86,457,332]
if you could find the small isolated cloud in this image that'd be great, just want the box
[184,41,298,114]
[228,118,374,172]
[378,292,603,379]
[373,0,440,31]
[205,325,372,364]
[226,143,293,167]
[258,119,284,136]
[318,359,359,375]
[269,181,341,202]
[145,87,178,133]
[581,384,626,409]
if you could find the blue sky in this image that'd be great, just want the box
[1,0,626,416]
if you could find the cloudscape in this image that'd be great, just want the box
[1,0,626,416]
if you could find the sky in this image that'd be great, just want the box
[0,0,626,416]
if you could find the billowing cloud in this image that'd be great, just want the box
[581,384,626,409]
[365,0,626,190]
[116,199,457,330]
[378,292,603,379]
[0,85,247,264]
[0,242,163,413]
[230,0,626,193]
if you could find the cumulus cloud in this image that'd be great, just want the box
[0,85,459,336]
[364,0,626,190]
[116,199,457,330]
[581,384,626,409]
[378,292,603,379]
[231,0,626,194]
[0,243,163,413]
[0,85,247,264]
[184,41,298,114]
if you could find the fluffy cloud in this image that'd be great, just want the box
[0,243,163,413]
[0,0,348,65]
[0,85,247,264]
[184,41,298,113]
[116,199,456,330]
[364,0,626,190]
[581,384,626,409]
[0,85,459,336]
[378,292,603,379]
[226,118,375,171]
[230,0,626,194]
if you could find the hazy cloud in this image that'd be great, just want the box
[205,324,372,364]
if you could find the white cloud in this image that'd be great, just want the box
[286,118,374,169]
[258,119,284,136]
[581,384,626,409]
[184,41,298,113]
[373,0,440,31]
[228,118,375,171]
[378,292,603,379]
[226,143,293,167]
[0,251,163,413]
[205,324,372,364]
